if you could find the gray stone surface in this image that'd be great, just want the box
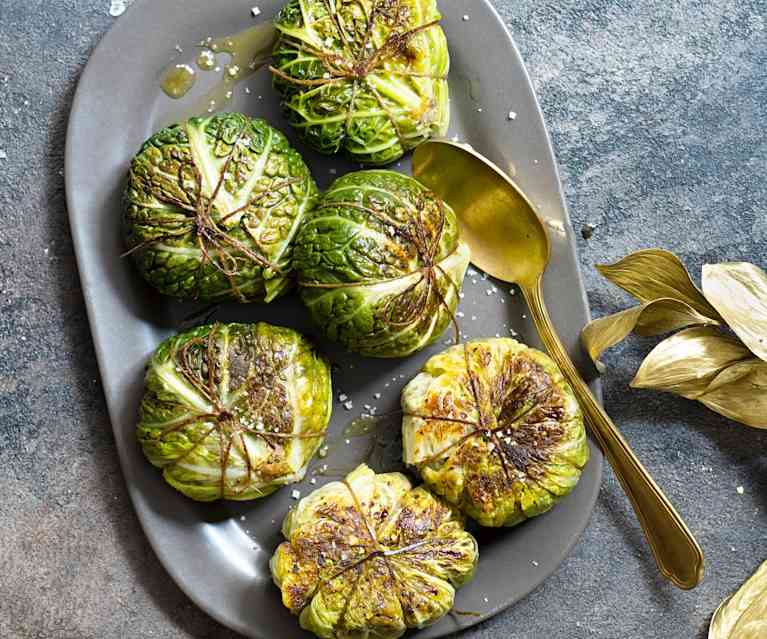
[1,0,766,637]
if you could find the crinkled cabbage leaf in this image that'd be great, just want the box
[137,322,332,501]
[124,113,318,302]
[402,338,589,527]
[271,464,478,638]
[294,170,470,358]
[272,0,450,165]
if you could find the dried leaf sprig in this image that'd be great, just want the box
[581,249,767,429]
[709,560,767,639]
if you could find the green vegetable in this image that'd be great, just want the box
[271,0,450,165]
[401,338,589,527]
[137,322,332,501]
[124,113,318,302]
[294,170,470,358]
[270,464,478,639]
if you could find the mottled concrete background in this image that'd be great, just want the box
[1,1,766,638]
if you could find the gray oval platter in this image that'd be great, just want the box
[65,1,603,637]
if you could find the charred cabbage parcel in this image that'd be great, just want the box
[124,113,318,303]
[271,464,478,639]
[137,322,332,501]
[294,170,470,358]
[402,338,589,527]
[271,0,450,165]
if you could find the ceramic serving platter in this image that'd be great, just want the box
[65,1,603,636]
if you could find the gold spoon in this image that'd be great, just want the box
[413,140,704,590]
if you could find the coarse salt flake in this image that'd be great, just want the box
[291,489,301,500]
[109,0,131,17]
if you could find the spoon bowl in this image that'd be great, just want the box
[413,139,705,590]
[413,141,549,288]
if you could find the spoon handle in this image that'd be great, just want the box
[522,278,704,590]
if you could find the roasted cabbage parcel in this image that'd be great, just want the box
[271,464,478,639]
[401,338,589,527]
[124,113,318,303]
[271,0,450,165]
[295,170,470,358]
[137,322,332,501]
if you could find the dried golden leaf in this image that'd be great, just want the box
[702,262,767,363]
[598,249,721,320]
[630,327,752,399]
[698,359,767,429]
[709,561,767,639]
[730,596,767,639]
[581,298,720,364]
[711,598,736,639]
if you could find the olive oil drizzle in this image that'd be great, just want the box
[161,64,197,99]
[192,22,276,114]
[159,22,277,113]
